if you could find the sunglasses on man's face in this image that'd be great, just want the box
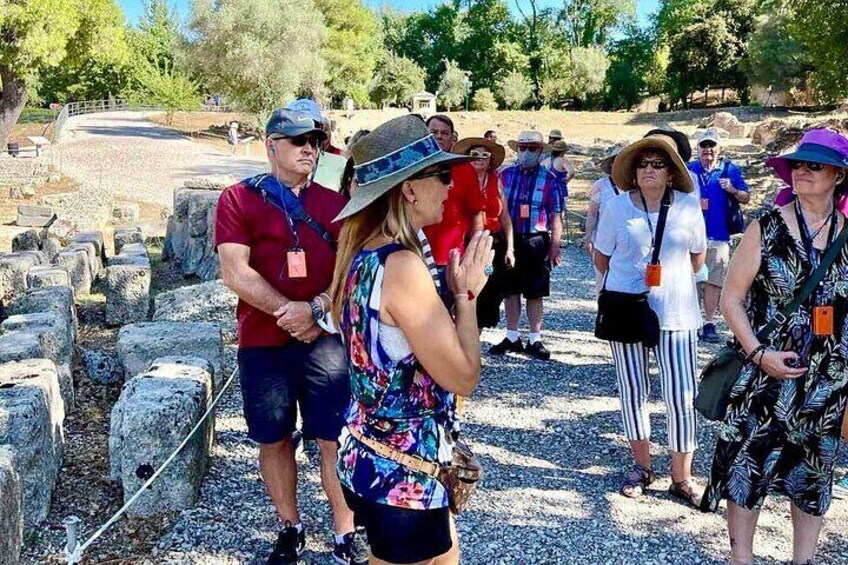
[635,159,669,170]
[470,150,491,159]
[270,134,321,149]
[517,145,541,153]
[699,141,717,149]
[789,160,826,172]
[411,168,452,185]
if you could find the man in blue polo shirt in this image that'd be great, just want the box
[688,128,750,342]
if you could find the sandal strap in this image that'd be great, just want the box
[624,464,654,486]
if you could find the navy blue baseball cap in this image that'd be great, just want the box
[265,108,327,139]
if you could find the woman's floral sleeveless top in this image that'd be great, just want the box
[337,243,457,510]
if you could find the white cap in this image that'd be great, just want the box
[698,128,722,146]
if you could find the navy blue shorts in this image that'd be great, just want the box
[238,335,350,444]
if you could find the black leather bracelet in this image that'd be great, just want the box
[746,344,768,364]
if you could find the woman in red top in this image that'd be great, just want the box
[454,137,515,329]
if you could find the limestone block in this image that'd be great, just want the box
[153,280,238,343]
[26,266,70,290]
[41,217,74,243]
[163,189,221,280]
[39,238,61,263]
[117,321,223,380]
[109,361,212,517]
[112,204,140,226]
[56,249,91,296]
[705,112,747,138]
[0,360,65,528]
[11,230,40,253]
[0,312,74,410]
[107,254,150,267]
[15,204,54,229]
[105,265,151,326]
[7,286,78,342]
[71,231,106,266]
[114,227,143,255]
[65,241,100,280]
[81,349,124,385]
[0,253,41,302]
[120,243,148,257]
[0,445,22,565]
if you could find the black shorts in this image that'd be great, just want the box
[502,232,551,299]
[238,336,350,444]
[342,487,452,563]
[476,231,508,328]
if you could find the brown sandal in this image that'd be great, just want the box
[669,478,702,508]
[620,464,655,498]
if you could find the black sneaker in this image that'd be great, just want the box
[699,322,721,343]
[332,526,369,565]
[526,341,551,360]
[268,522,305,565]
[489,337,524,355]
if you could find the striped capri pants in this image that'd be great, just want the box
[609,329,699,453]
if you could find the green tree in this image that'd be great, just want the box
[745,10,811,92]
[514,0,559,106]
[604,24,658,109]
[437,59,469,110]
[129,60,201,123]
[472,87,498,111]
[315,0,383,107]
[496,70,532,109]
[791,0,848,102]
[557,0,636,47]
[185,0,327,117]
[0,0,129,144]
[370,51,426,108]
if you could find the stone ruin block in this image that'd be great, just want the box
[0,252,42,302]
[55,248,92,296]
[114,227,143,255]
[7,286,78,343]
[81,349,124,385]
[11,230,39,253]
[26,266,70,290]
[15,204,54,228]
[0,312,74,410]
[41,217,74,243]
[0,359,65,528]
[112,203,140,226]
[107,254,150,267]
[71,231,106,266]
[120,242,148,257]
[109,357,212,518]
[105,265,151,327]
[39,238,61,264]
[153,280,238,343]
[117,321,223,381]
[163,189,221,280]
[65,241,100,280]
[0,445,22,565]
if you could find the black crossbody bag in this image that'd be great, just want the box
[595,190,671,348]
[695,222,848,421]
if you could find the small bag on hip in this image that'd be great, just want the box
[437,440,483,514]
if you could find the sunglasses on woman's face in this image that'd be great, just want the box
[270,134,321,149]
[411,167,452,185]
[470,150,491,159]
[635,159,669,170]
[789,160,825,172]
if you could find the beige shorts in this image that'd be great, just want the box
[705,241,730,287]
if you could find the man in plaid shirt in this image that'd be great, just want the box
[491,130,563,360]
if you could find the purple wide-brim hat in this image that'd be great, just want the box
[766,128,848,187]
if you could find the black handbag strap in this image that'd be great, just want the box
[756,221,848,341]
[649,189,672,265]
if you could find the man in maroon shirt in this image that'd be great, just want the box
[215,109,365,565]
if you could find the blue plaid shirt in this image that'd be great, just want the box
[500,164,563,234]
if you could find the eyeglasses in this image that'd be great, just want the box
[270,134,321,149]
[789,160,825,171]
[635,159,669,170]
[517,145,541,153]
[411,168,452,185]
[699,141,717,149]
[470,150,491,159]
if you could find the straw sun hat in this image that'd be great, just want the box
[452,137,505,170]
[334,115,475,221]
[612,134,694,193]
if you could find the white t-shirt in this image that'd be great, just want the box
[595,190,707,330]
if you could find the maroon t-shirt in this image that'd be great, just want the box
[214,180,346,348]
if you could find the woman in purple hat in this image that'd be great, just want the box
[701,128,848,565]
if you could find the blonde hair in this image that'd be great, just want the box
[331,185,422,323]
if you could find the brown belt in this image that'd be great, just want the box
[347,426,442,478]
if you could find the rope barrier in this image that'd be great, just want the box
[64,365,239,564]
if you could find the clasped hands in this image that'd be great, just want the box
[274,301,322,343]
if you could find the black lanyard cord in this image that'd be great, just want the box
[638,187,672,265]
[794,199,836,266]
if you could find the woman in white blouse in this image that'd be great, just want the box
[594,133,707,506]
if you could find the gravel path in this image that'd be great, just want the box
[56,112,266,208]
[146,244,848,565]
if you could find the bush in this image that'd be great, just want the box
[496,71,532,110]
[472,88,498,111]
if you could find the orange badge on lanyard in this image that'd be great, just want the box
[520,204,530,219]
[287,249,307,279]
[645,264,662,287]
[813,305,834,337]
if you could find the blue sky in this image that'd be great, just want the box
[118,0,661,27]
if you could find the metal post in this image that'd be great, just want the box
[64,515,82,564]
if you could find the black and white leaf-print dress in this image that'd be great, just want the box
[702,210,848,517]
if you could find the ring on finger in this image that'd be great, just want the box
[484,264,494,276]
